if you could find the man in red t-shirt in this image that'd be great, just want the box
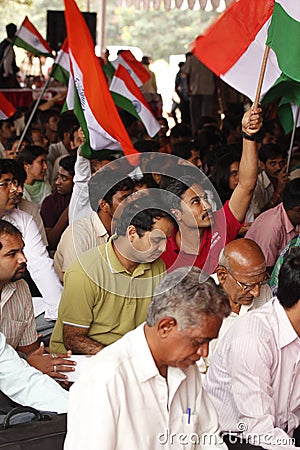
[160,106,263,274]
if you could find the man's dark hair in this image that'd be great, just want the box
[165,175,201,210]
[259,143,287,164]
[57,112,79,141]
[170,123,192,140]
[88,169,134,212]
[0,159,16,177]
[59,154,77,178]
[17,145,46,165]
[116,194,173,237]
[171,140,193,160]
[282,179,300,210]
[39,109,59,126]
[0,220,22,250]
[277,253,300,308]
[6,23,17,39]
[5,159,26,185]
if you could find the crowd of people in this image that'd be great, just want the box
[0,38,300,449]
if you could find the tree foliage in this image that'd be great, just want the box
[1,0,216,62]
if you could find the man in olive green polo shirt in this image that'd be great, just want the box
[50,195,174,355]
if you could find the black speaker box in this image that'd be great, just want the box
[46,10,97,52]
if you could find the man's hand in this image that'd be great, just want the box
[277,164,289,193]
[27,342,76,381]
[241,107,263,136]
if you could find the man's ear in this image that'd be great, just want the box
[260,161,266,171]
[152,173,161,184]
[157,317,177,338]
[127,224,138,243]
[216,266,227,285]
[171,208,182,222]
[98,198,110,212]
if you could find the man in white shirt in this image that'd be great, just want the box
[0,160,62,337]
[204,253,300,450]
[205,238,272,368]
[65,267,230,450]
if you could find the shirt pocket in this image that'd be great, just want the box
[180,412,199,449]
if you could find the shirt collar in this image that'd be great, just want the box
[132,324,187,386]
[91,212,109,238]
[105,235,151,276]
[279,203,297,234]
[273,297,299,349]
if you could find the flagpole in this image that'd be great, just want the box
[16,46,65,151]
[253,45,270,109]
[287,105,300,173]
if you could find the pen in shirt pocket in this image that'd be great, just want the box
[186,407,191,424]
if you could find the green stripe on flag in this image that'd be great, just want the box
[111,92,140,120]
[50,64,69,85]
[13,37,53,57]
[262,72,300,133]
[103,62,115,80]
[266,2,300,82]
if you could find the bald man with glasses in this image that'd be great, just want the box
[202,238,272,369]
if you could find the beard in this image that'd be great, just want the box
[10,263,27,282]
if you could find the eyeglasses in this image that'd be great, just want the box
[221,266,270,292]
[0,179,19,189]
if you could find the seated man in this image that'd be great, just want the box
[0,160,63,326]
[50,195,174,355]
[0,332,68,413]
[41,154,76,250]
[204,253,300,450]
[54,168,133,282]
[64,267,230,450]
[160,106,262,274]
[251,143,288,216]
[0,219,75,381]
[246,179,300,272]
[204,238,272,369]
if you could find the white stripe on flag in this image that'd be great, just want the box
[70,53,122,150]
[17,27,50,54]
[221,19,281,101]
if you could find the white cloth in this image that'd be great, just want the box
[17,198,48,246]
[65,323,227,450]
[54,211,108,282]
[203,297,300,450]
[204,274,272,367]
[2,208,62,319]
[0,332,68,412]
[251,170,274,215]
[68,149,92,224]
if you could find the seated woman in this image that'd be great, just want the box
[17,145,51,210]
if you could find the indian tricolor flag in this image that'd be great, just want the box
[192,0,280,102]
[64,0,137,158]
[110,65,160,137]
[14,16,53,57]
[0,92,16,120]
[261,1,300,133]
[50,39,70,85]
[111,50,150,87]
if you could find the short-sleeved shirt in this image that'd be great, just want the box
[50,236,166,353]
[40,191,71,229]
[160,201,242,274]
[270,234,300,290]
[54,212,109,282]
[246,202,300,267]
[0,280,38,348]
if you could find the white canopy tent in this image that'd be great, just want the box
[96,0,236,54]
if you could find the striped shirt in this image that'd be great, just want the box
[203,297,300,449]
[0,280,38,348]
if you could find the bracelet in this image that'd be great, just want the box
[241,131,257,141]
